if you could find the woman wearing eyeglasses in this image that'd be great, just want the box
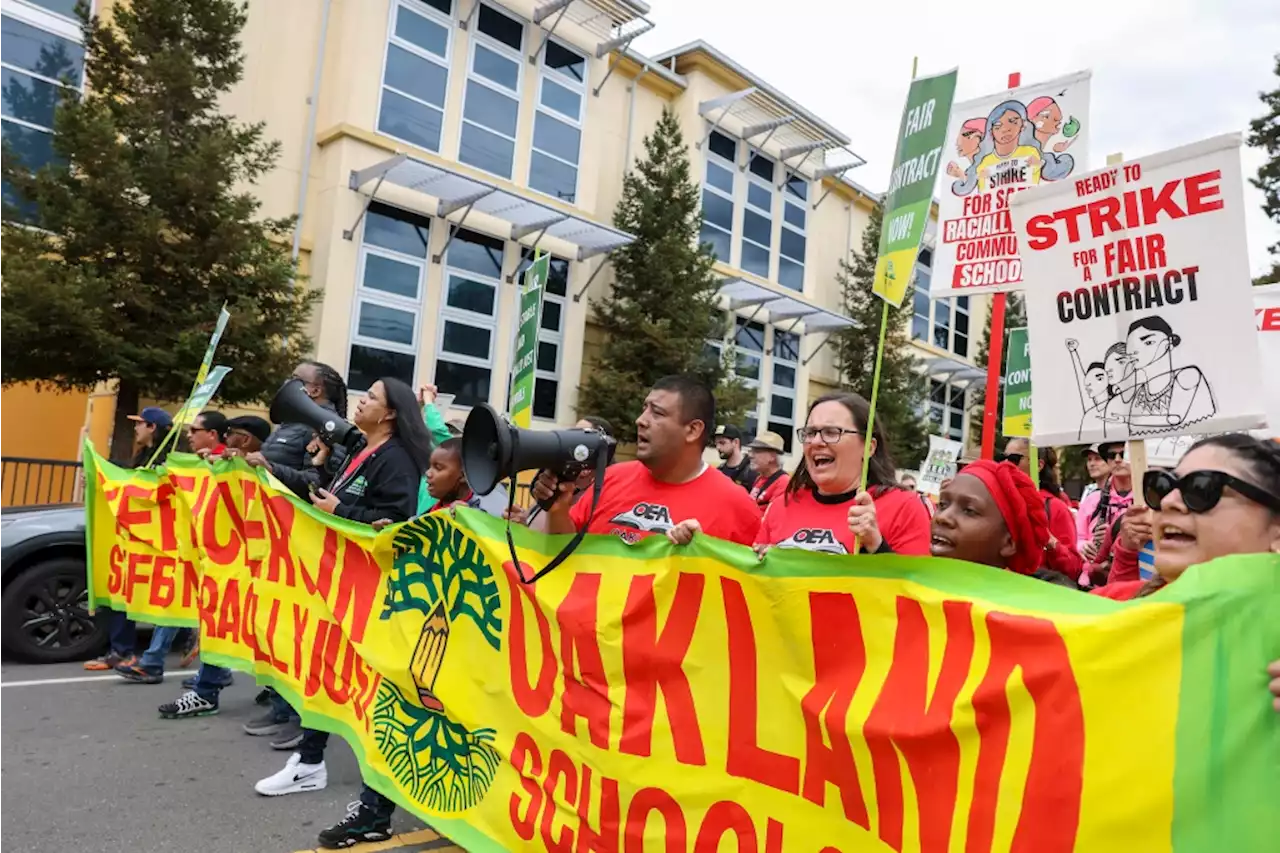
[755,393,931,557]
[1092,433,1280,602]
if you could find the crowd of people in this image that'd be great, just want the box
[88,362,1280,849]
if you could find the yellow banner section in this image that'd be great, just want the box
[86,451,1278,852]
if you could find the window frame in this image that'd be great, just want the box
[528,37,585,205]
[767,328,799,453]
[740,152,775,280]
[700,129,737,265]
[929,379,967,443]
[374,0,454,154]
[778,175,807,292]
[457,2,524,180]
[434,228,507,407]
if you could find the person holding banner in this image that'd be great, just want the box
[260,361,350,497]
[755,393,931,556]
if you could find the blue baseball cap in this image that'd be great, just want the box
[128,406,173,429]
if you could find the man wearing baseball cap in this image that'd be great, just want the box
[746,431,790,511]
[714,424,754,490]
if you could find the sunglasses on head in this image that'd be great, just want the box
[1143,469,1280,514]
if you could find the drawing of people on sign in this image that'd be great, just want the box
[1027,94,1080,181]
[951,100,1043,196]
[1069,317,1217,439]
[946,117,986,193]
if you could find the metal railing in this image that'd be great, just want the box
[1,458,83,508]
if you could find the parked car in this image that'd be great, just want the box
[1,504,108,663]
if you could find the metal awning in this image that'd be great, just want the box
[717,277,856,336]
[529,0,655,94]
[345,154,635,264]
[921,354,987,385]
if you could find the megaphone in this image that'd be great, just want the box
[269,378,361,451]
[461,404,614,505]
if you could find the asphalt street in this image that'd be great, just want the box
[1,654,466,853]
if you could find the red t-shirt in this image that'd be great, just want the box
[748,471,790,511]
[756,486,932,556]
[569,461,762,546]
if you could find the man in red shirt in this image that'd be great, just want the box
[746,431,790,511]
[534,375,761,546]
[188,410,228,458]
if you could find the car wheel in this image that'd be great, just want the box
[1,558,108,663]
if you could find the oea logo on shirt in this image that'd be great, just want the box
[778,528,847,555]
[608,501,674,534]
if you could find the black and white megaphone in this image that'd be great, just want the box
[268,378,361,451]
[461,404,615,584]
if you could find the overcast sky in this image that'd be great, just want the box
[635,0,1280,276]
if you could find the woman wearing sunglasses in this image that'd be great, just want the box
[755,393,931,557]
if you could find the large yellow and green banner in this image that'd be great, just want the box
[85,445,1279,852]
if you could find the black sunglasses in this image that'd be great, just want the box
[999,453,1024,466]
[1143,469,1280,514]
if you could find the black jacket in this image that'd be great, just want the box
[293,436,420,525]
[263,405,349,499]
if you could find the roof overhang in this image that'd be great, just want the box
[920,354,987,385]
[717,277,856,335]
[531,0,654,62]
[347,154,635,262]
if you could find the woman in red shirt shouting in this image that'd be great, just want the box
[756,392,931,556]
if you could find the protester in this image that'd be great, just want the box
[755,392,931,556]
[247,377,433,848]
[1078,442,1134,585]
[415,383,455,514]
[224,415,271,454]
[900,475,918,491]
[1003,439,1082,576]
[423,438,479,510]
[930,460,1051,574]
[746,432,789,511]
[714,424,754,490]
[1078,443,1110,505]
[261,361,350,496]
[507,416,615,527]
[533,376,761,546]
[188,410,228,458]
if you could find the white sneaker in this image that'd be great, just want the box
[254,752,327,796]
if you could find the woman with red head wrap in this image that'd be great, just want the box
[929,459,1050,574]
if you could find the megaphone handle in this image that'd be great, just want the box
[533,468,560,512]
[508,452,608,584]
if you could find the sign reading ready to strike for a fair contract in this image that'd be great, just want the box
[1011,134,1265,446]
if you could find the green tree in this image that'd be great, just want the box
[577,107,751,443]
[832,205,930,470]
[1,0,317,458]
[967,292,1026,456]
[1248,53,1280,285]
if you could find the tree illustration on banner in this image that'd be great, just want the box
[373,515,502,812]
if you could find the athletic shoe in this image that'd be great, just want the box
[158,690,219,719]
[255,688,272,705]
[115,662,163,684]
[317,801,393,849]
[270,720,305,750]
[254,753,327,797]
[242,709,290,736]
[85,652,134,671]
[181,672,233,690]
[178,639,200,668]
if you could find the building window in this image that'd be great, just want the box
[700,130,736,263]
[1,10,85,221]
[779,175,806,292]
[529,39,584,203]
[435,228,505,406]
[349,203,430,393]
[911,287,931,343]
[514,254,569,420]
[740,152,774,279]
[911,248,969,359]
[733,316,764,437]
[952,296,970,357]
[768,330,799,453]
[459,3,523,179]
[930,379,966,442]
[377,0,452,152]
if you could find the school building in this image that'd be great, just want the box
[1,0,992,497]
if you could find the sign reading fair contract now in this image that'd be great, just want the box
[509,253,548,428]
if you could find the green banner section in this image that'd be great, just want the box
[873,68,958,307]
[1003,327,1032,437]
[509,253,548,428]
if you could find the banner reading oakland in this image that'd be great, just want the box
[84,446,1279,852]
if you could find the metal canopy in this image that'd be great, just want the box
[347,155,635,263]
[716,277,856,336]
[530,0,655,96]
[921,355,987,385]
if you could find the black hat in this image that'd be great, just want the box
[715,424,742,442]
[226,415,272,445]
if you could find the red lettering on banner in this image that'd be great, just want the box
[693,801,757,853]
[557,573,612,749]
[966,612,1085,853]
[334,539,378,644]
[259,599,283,669]
[150,556,177,608]
[1258,306,1280,332]
[217,578,241,643]
[723,578,800,796]
[108,545,125,594]
[242,583,260,657]
[541,750,578,853]
[800,592,868,828]
[116,484,153,535]
[620,573,706,766]
[305,620,328,698]
[866,598,973,853]
[322,622,356,706]
[126,553,152,599]
[505,564,556,717]
[301,528,339,599]
[623,788,686,853]
[510,732,543,842]
[292,603,310,680]
[262,495,297,586]
[764,820,783,853]
[576,764,620,853]
[154,482,179,551]
[181,560,199,608]
[203,482,242,565]
[356,671,381,731]
[199,575,219,638]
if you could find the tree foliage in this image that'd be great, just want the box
[1248,53,1280,285]
[0,0,318,455]
[832,205,930,470]
[577,107,751,442]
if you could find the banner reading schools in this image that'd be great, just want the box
[932,71,1091,298]
[1011,134,1265,445]
[84,447,1280,852]
[1001,327,1032,437]
[873,68,958,307]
